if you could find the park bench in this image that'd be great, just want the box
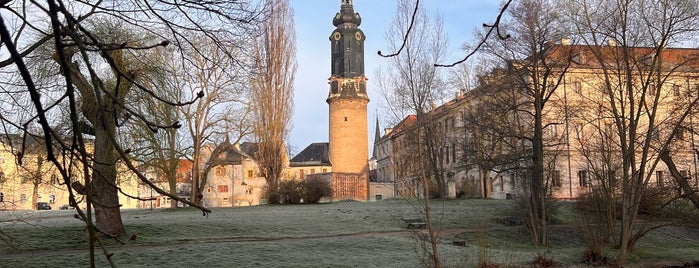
[402,218,427,229]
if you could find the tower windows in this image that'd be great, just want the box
[344,117,348,122]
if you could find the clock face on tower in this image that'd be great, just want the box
[355,32,361,40]
[333,32,341,41]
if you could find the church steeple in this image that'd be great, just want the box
[328,0,367,101]
[333,0,361,28]
[326,0,369,200]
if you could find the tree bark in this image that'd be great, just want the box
[660,150,699,210]
[91,111,125,237]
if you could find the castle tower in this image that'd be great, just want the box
[327,0,369,199]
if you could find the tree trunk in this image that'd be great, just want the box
[530,96,547,246]
[191,151,202,206]
[91,114,125,237]
[660,150,699,210]
[169,173,178,209]
[32,182,39,210]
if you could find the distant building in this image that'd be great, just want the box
[289,142,332,180]
[198,142,266,207]
[0,134,139,210]
[383,42,699,200]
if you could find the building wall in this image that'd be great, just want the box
[287,165,331,181]
[384,45,699,200]
[369,182,394,201]
[328,98,369,175]
[200,159,266,207]
[0,142,139,210]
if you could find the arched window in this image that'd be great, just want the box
[49,194,56,204]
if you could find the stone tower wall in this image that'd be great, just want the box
[328,97,369,175]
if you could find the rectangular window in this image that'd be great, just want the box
[673,84,681,96]
[573,81,582,94]
[656,171,664,186]
[578,170,589,187]
[648,82,657,96]
[452,144,456,163]
[375,194,383,201]
[246,169,254,178]
[552,170,562,187]
[299,169,305,178]
[440,148,444,166]
[218,185,229,193]
[445,146,450,164]
[310,168,316,174]
[222,198,230,206]
[215,166,225,177]
[322,168,328,173]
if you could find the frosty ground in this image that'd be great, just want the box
[1,199,698,267]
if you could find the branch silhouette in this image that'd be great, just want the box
[376,0,513,67]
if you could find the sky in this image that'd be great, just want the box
[288,0,503,156]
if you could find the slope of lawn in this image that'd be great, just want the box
[1,199,698,267]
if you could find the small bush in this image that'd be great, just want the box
[279,179,304,204]
[268,178,333,205]
[530,253,556,267]
[262,183,281,204]
[302,177,333,204]
[581,247,609,266]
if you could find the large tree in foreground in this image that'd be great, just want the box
[0,0,263,265]
[250,0,297,204]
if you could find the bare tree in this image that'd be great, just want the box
[376,0,448,266]
[0,1,263,265]
[477,0,573,246]
[121,48,183,209]
[176,36,253,206]
[568,0,699,263]
[249,0,296,204]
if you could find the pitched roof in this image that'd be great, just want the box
[289,142,331,167]
[239,142,259,159]
[206,142,253,166]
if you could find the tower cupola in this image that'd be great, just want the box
[333,0,362,27]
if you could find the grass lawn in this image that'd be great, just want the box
[1,199,698,267]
